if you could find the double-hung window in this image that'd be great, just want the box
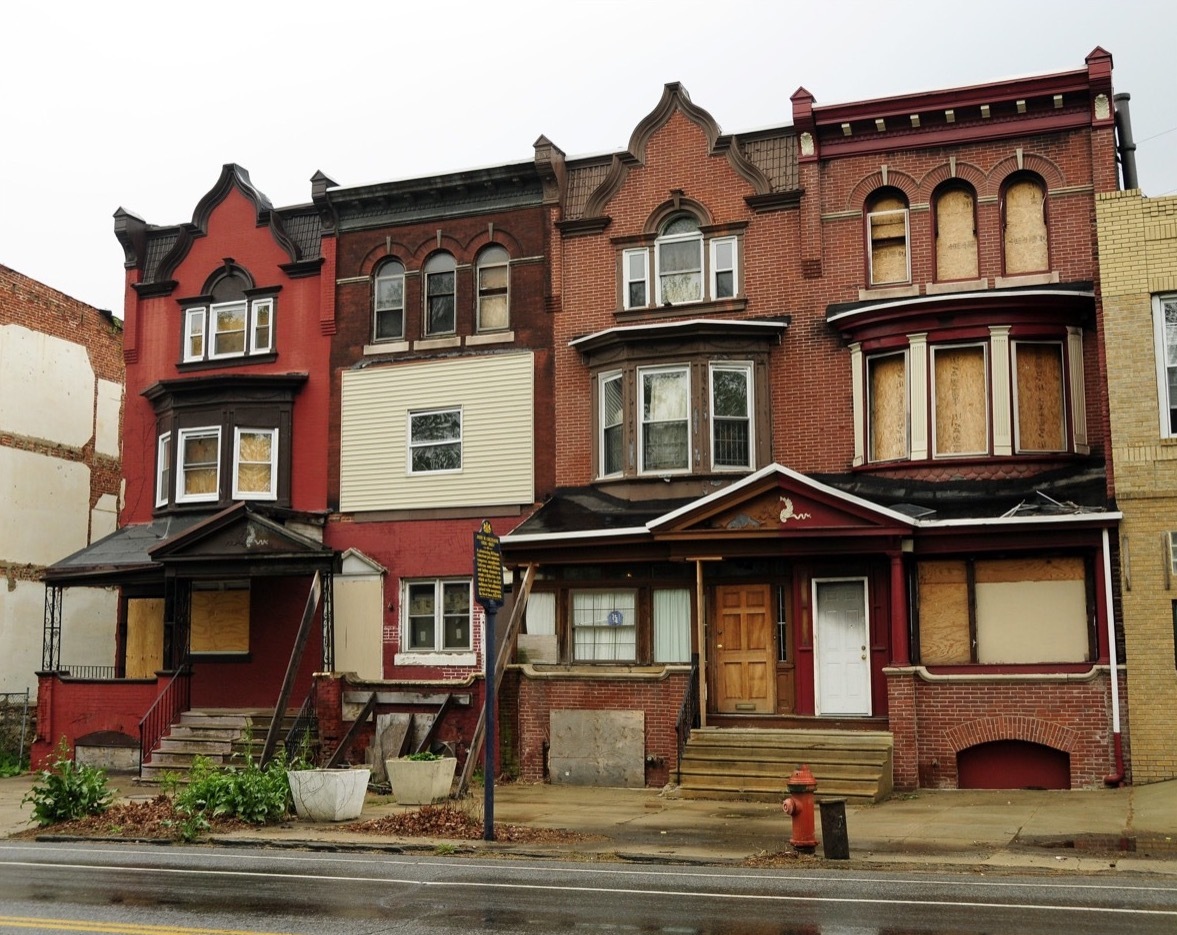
[600,372,624,476]
[710,363,752,469]
[374,260,405,341]
[176,427,220,503]
[184,309,206,360]
[1153,294,1177,436]
[640,366,690,472]
[866,191,911,286]
[572,589,637,662]
[623,249,649,310]
[656,215,704,305]
[409,408,462,473]
[406,579,471,651]
[622,217,740,310]
[155,433,171,508]
[183,297,276,362]
[710,237,738,299]
[476,246,510,332]
[232,428,278,500]
[424,253,456,335]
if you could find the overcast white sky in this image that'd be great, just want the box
[4,0,1175,318]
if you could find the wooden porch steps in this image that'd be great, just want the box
[138,708,305,783]
[676,728,894,804]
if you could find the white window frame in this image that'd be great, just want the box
[232,427,278,500]
[599,371,624,478]
[1153,294,1177,438]
[249,298,274,354]
[709,361,753,470]
[867,207,911,286]
[403,578,472,652]
[176,426,221,504]
[373,260,406,342]
[654,224,704,306]
[408,407,463,474]
[476,246,510,332]
[638,365,691,474]
[622,248,649,310]
[155,432,171,508]
[183,308,206,362]
[710,237,738,299]
[209,300,248,359]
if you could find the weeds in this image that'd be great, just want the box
[174,753,294,825]
[21,739,114,826]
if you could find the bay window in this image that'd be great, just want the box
[600,372,624,477]
[640,367,690,472]
[710,363,752,469]
[177,427,220,503]
[232,428,278,500]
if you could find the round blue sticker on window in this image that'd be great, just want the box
[607,610,624,627]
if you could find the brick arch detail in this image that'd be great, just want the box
[462,228,526,258]
[847,170,919,211]
[947,716,1077,755]
[984,154,1065,197]
[919,162,986,200]
[358,240,416,277]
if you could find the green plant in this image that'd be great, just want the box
[21,739,114,826]
[434,842,457,856]
[0,751,25,778]
[404,750,442,762]
[175,753,294,825]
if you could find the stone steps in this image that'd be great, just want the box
[138,708,305,783]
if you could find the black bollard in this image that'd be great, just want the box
[818,798,849,860]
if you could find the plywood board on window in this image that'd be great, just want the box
[934,346,987,454]
[917,561,971,664]
[125,598,164,679]
[976,575,1088,663]
[935,189,979,281]
[190,588,250,654]
[975,557,1084,583]
[1004,181,1048,274]
[334,575,384,680]
[1015,344,1065,451]
[869,355,907,461]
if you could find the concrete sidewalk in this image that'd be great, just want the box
[3,771,1176,874]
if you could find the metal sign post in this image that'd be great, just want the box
[473,519,503,842]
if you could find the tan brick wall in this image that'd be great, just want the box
[1097,190,1177,782]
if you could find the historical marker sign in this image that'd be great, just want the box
[473,519,503,607]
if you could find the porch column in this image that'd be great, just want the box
[695,559,708,728]
[42,584,62,671]
[889,551,910,666]
[321,570,335,672]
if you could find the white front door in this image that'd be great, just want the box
[813,578,871,716]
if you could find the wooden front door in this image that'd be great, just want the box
[713,584,774,714]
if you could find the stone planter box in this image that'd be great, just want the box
[386,757,457,805]
[287,767,371,821]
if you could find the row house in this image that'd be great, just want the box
[500,48,1128,794]
[33,49,1139,795]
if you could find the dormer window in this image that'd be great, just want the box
[621,213,741,311]
[181,267,277,364]
[656,215,704,305]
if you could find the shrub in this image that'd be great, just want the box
[404,750,442,761]
[22,739,114,826]
[175,754,294,825]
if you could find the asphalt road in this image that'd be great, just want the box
[1,841,1176,934]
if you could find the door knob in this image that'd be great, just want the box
[861,654,867,660]
[718,644,724,649]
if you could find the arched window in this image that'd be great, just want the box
[476,245,510,332]
[866,189,910,286]
[1002,174,1048,275]
[423,252,456,335]
[373,259,405,341]
[656,214,704,305]
[934,183,978,282]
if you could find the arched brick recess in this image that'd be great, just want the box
[644,197,715,233]
[463,228,526,257]
[847,169,919,211]
[919,162,986,201]
[358,240,415,277]
[947,716,1077,754]
[984,153,1065,197]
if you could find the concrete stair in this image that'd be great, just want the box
[139,708,306,783]
[676,728,894,803]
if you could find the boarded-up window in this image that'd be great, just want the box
[934,345,988,456]
[125,598,164,679]
[975,558,1088,663]
[867,193,910,285]
[917,562,971,664]
[1003,177,1048,275]
[935,186,979,281]
[1014,342,1066,452]
[190,584,250,654]
[868,353,908,462]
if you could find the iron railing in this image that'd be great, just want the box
[58,665,118,680]
[285,687,319,764]
[675,654,700,784]
[138,665,191,776]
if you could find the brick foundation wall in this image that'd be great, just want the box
[31,672,160,768]
[886,668,1125,790]
[509,668,689,788]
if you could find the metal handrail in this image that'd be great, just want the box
[675,653,700,784]
[138,665,191,777]
[284,687,318,764]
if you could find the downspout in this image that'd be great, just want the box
[1101,528,1125,786]
[1114,93,1139,191]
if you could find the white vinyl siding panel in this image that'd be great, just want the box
[340,352,535,511]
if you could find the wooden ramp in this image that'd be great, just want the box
[676,728,894,803]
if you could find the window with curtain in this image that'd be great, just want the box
[653,589,691,663]
[640,367,689,472]
[572,590,636,662]
[600,372,624,476]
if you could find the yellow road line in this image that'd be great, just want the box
[0,916,300,935]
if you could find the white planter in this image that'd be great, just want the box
[287,768,371,821]
[385,757,457,805]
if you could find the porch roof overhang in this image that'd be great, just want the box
[568,317,789,356]
[42,504,337,589]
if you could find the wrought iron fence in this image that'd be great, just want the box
[0,690,31,769]
[58,665,118,680]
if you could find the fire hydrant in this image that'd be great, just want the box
[782,763,818,853]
